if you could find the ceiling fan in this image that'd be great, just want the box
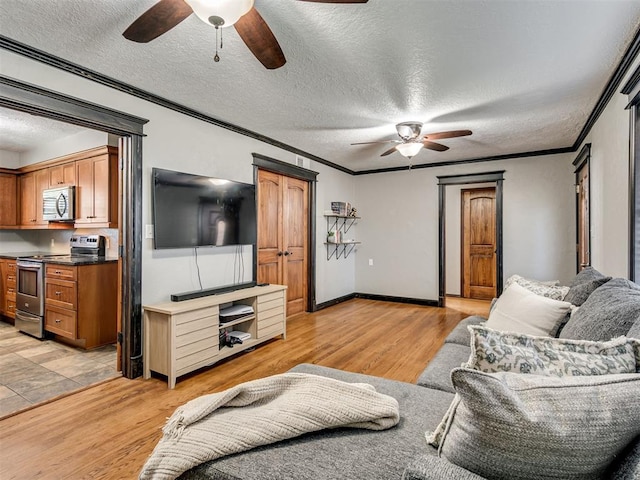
[123,0,368,69]
[352,122,472,159]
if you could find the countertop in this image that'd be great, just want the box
[0,252,117,264]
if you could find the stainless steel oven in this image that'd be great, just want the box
[16,259,45,338]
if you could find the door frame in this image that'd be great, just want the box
[437,171,505,307]
[0,75,148,378]
[573,143,591,273]
[252,153,318,312]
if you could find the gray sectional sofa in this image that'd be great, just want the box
[180,268,640,480]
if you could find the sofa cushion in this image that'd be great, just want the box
[180,364,455,480]
[416,343,471,393]
[466,324,638,375]
[560,278,640,341]
[444,316,486,346]
[486,283,572,336]
[438,369,640,480]
[628,317,640,339]
[605,436,640,480]
[569,266,608,287]
[504,274,569,301]
[402,454,486,480]
[563,276,611,306]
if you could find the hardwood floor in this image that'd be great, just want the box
[0,298,489,480]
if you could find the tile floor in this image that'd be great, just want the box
[0,321,119,418]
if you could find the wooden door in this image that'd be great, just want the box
[462,187,497,300]
[576,163,590,270]
[257,169,308,316]
[0,173,18,227]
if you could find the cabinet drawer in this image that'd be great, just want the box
[6,300,16,317]
[175,348,218,373]
[6,274,16,288]
[257,291,284,304]
[258,311,284,330]
[45,264,77,281]
[45,279,77,309]
[6,289,16,301]
[175,315,217,336]
[258,322,284,339]
[45,306,77,339]
[6,262,16,275]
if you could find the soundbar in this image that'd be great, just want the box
[171,281,257,302]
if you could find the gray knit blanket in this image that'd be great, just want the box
[139,372,400,480]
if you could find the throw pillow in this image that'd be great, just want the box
[438,369,640,480]
[569,265,608,288]
[563,276,611,306]
[504,274,569,301]
[466,325,638,375]
[486,283,572,336]
[560,278,640,341]
[628,318,640,339]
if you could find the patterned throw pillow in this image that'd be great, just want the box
[466,325,639,376]
[504,274,569,301]
[438,369,640,480]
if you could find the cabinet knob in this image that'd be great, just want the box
[277,251,283,256]
[54,270,61,274]
[284,251,291,256]
[55,319,61,324]
[55,291,61,296]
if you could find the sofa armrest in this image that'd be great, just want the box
[402,455,486,480]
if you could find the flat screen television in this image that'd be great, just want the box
[152,168,257,249]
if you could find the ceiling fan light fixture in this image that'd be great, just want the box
[396,142,423,158]
[396,122,423,141]
[186,0,255,28]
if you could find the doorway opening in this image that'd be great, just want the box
[1,76,148,380]
[438,171,505,307]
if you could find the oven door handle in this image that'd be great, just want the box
[56,192,68,217]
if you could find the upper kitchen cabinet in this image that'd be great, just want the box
[75,146,118,228]
[49,162,76,187]
[19,168,49,227]
[0,173,18,227]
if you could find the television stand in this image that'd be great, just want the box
[143,284,287,388]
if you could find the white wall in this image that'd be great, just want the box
[18,130,116,166]
[0,49,356,305]
[576,54,640,278]
[355,153,575,301]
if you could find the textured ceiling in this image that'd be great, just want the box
[0,0,639,171]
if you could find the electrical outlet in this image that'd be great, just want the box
[368,258,374,266]
[145,224,154,239]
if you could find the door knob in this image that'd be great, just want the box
[277,251,283,256]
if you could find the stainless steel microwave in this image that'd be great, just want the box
[43,186,75,221]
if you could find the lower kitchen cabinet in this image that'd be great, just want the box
[0,259,17,321]
[44,261,117,349]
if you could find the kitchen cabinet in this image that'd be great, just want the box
[19,169,49,227]
[75,146,118,227]
[0,173,18,227]
[44,262,117,349]
[49,162,76,187]
[0,259,17,321]
[143,284,287,388]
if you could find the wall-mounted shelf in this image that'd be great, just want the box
[324,214,361,260]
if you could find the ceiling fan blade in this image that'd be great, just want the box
[351,140,400,145]
[234,8,286,70]
[297,0,368,3]
[423,129,472,140]
[380,146,398,157]
[422,140,449,152]
[123,0,193,43]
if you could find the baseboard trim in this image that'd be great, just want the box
[355,293,440,307]
[314,293,357,311]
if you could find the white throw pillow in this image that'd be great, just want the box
[486,283,572,336]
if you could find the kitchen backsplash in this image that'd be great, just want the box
[0,228,119,257]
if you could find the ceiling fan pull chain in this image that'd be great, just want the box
[214,26,220,62]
